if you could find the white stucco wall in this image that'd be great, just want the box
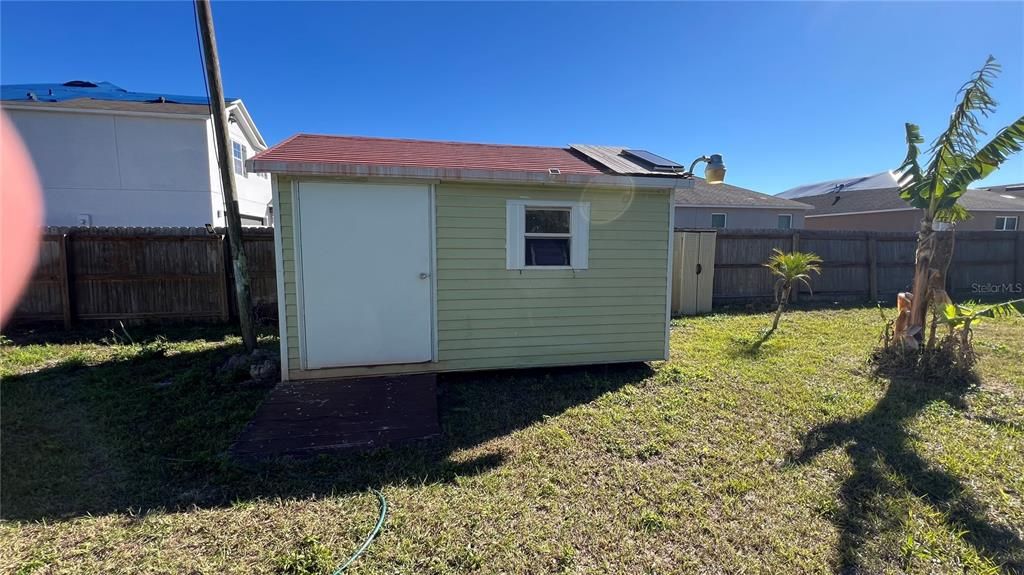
[6,107,217,227]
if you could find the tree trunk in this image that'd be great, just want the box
[771,284,790,332]
[908,217,936,339]
[926,229,956,348]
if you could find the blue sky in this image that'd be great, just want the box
[2,1,1022,194]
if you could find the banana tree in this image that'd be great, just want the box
[894,56,1024,347]
[938,299,1023,363]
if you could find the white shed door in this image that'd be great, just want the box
[296,182,432,369]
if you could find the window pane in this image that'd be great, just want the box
[778,215,792,230]
[1007,218,1018,231]
[525,238,570,266]
[526,209,570,234]
[711,214,726,228]
[232,141,242,159]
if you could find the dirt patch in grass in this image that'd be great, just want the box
[2,308,1022,574]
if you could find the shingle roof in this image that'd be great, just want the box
[252,134,607,175]
[675,179,813,210]
[801,187,1024,215]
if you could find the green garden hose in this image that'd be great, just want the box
[332,489,388,574]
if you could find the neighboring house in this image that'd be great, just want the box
[780,171,1024,232]
[0,81,272,227]
[568,144,812,229]
[250,134,703,381]
[674,179,812,230]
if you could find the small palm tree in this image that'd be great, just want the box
[765,249,823,333]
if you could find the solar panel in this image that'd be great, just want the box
[622,149,684,172]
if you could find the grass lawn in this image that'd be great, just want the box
[1,307,1022,574]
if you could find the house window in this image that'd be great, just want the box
[506,200,590,270]
[778,214,793,230]
[710,213,727,228]
[995,215,1018,231]
[232,141,247,177]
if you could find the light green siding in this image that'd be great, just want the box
[275,176,301,368]
[277,178,671,380]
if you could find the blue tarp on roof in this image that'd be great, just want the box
[0,80,235,104]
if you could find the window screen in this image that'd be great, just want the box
[525,208,571,266]
[711,213,727,228]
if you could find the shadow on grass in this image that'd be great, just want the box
[726,329,776,359]
[1,332,647,522]
[788,367,1024,572]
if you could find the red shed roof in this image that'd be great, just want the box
[251,133,606,175]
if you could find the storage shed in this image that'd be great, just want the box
[249,135,695,381]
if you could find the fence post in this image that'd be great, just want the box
[791,231,800,302]
[1015,232,1024,289]
[867,235,878,302]
[219,235,231,322]
[59,233,73,329]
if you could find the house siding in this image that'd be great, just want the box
[275,176,301,368]
[278,177,670,380]
[5,105,272,227]
[675,206,805,230]
[6,107,213,226]
[805,210,1024,232]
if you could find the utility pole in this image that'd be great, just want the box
[195,0,256,352]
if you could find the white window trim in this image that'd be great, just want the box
[711,212,727,229]
[232,140,247,178]
[995,215,1019,231]
[778,213,793,230]
[506,199,590,270]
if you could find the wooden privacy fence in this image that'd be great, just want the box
[12,227,277,327]
[677,228,1024,309]
[11,227,1023,326]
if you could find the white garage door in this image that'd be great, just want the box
[296,181,433,369]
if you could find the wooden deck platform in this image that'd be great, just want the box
[230,373,440,458]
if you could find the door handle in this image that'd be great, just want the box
[419,272,431,279]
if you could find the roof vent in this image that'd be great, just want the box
[548,168,561,175]
[62,80,98,88]
[621,149,684,172]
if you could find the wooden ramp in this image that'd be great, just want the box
[230,373,440,458]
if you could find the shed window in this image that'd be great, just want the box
[995,215,1018,231]
[232,141,247,177]
[778,214,792,230]
[710,213,727,228]
[525,208,571,266]
[506,200,590,270]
